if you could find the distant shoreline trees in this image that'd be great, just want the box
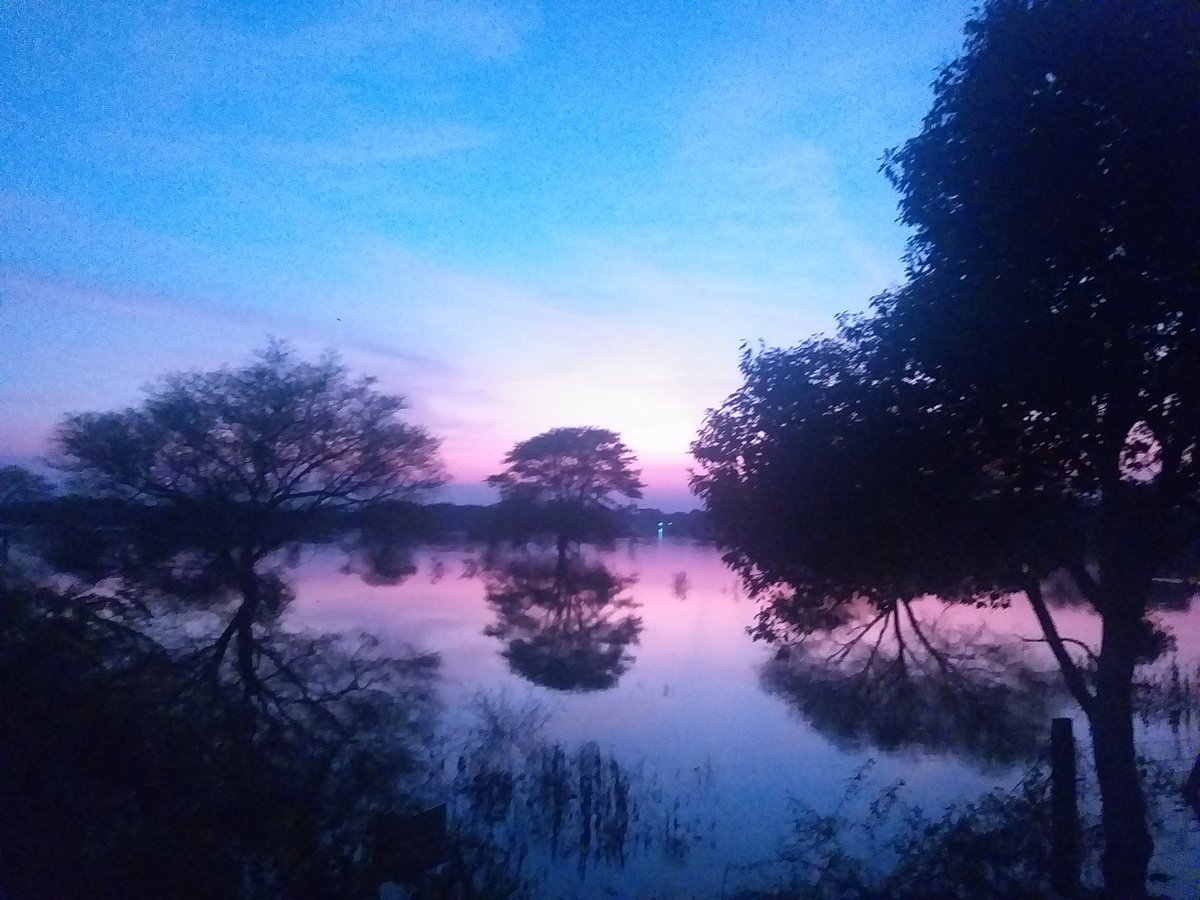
[0,465,54,573]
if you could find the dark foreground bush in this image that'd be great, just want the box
[0,583,438,900]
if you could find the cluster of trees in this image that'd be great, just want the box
[0,341,653,897]
[693,1,1199,896]
[1,341,649,683]
[4,0,1197,896]
[0,329,662,896]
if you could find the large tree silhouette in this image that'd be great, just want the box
[488,427,643,554]
[53,342,445,693]
[693,2,1199,895]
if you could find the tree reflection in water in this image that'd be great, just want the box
[0,577,441,900]
[338,515,419,586]
[483,552,643,692]
[760,599,1061,766]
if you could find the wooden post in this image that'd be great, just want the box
[1184,752,1200,825]
[1050,716,1080,897]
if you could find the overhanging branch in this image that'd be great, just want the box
[1024,577,1097,718]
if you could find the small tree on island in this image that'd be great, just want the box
[53,342,446,690]
[487,427,644,554]
[692,2,1199,896]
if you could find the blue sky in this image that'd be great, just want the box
[1,0,977,507]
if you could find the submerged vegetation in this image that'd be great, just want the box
[732,765,1060,900]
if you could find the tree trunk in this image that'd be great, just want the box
[1089,605,1153,899]
[233,561,262,697]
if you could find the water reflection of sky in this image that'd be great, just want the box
[286,538,1200,897]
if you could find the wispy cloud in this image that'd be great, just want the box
[1,0,979,513]
[105,0,542,117]
[250,0,543,65]
[254,123,490,167]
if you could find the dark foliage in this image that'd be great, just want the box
[0,582,439,900]
[483,552,642,692]
[0,465,53,507]
[762,769,1061,899]
[47,343,444,696]
[487,427,643,550]
[693,3,1200,894]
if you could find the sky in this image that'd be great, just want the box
[1,0,978,508]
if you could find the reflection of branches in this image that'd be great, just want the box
[1136,658,1200,736]
[1,581,441,899]
[761,600,1061,766]
[483,553,642,692]
[181,577,439,748]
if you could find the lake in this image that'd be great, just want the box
[285,537,1200,898]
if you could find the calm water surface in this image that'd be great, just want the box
[284,538,1200,898]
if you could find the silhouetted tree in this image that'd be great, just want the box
[693,2,1199,894]
[53,342,445,694]
[483,553,642,691]
[488,427,643,554]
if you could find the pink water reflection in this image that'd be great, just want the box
[284,538,1199,897]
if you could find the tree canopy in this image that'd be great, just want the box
[52,342,444,576]
[488,427,643,507]
[56,342,445,518]
[692,2,1199,894]
[50,343,446,695]
[487,427,643,550]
